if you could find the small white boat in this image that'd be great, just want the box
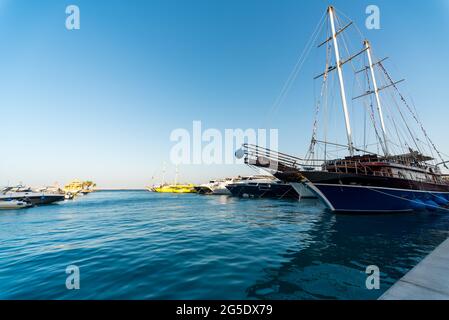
[195,179,233,195]
[64,192,75,200]
[194,175,282,196]
[0,200,32,210]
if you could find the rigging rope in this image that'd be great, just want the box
[265,11,327,122]
[378,62,447,168]
[307,32,332,162]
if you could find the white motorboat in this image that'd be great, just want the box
[209,179,233,195]
[0,185,65,205]
[195,178,235,195]
[226,176,317,200]
[194,175,291,196]
[0,199,33,210]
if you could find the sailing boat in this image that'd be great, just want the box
[240,6,449,213]
[150,165,196,193]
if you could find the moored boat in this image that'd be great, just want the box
[238,6,449,213]
[195,179,232,195]
[0,199,33,210]
[0,185,65,205]
[226,179,299,200]
[296,154,449,213]
[194,185,214,195]
[153,184,197,193]
[63,180,96,197]
[225,175,316,200]
[148,165,197,194]
[194,176,271,196]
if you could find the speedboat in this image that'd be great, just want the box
[0,185,65,205]
[0,199,33,210]
[226,177,312,200]
[194,175,282,196]
[194,178,236,195]
[194,184,214,195]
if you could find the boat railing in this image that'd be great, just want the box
[327,160,445,184]
[242,144,316,171]
[241,144,446,185]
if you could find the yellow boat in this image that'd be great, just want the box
[63,179,84,194]
[64,180,96,195]
[149,165,196,193]
[152,184,196,193]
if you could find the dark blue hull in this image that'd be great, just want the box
[226,183,300,200]
[308,183,449,213]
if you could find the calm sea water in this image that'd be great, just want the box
[1,190,448,300]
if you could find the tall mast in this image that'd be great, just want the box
[328,6,354,156]
[364,40,389,156]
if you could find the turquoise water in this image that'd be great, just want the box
[1,190,448,300]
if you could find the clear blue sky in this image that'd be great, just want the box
[0,0,448,188]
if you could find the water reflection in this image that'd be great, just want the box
[246,210,449,300]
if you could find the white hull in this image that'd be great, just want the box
[197,181,233,195]
[199,175,278,196]
[291,183,317,199]
[0,200,32,210]
[210,185,232,195]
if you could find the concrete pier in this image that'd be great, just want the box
[380,238,449,300]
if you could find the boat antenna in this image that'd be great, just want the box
[327,6,354,156]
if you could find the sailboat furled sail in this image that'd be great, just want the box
[240,6,449,213]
